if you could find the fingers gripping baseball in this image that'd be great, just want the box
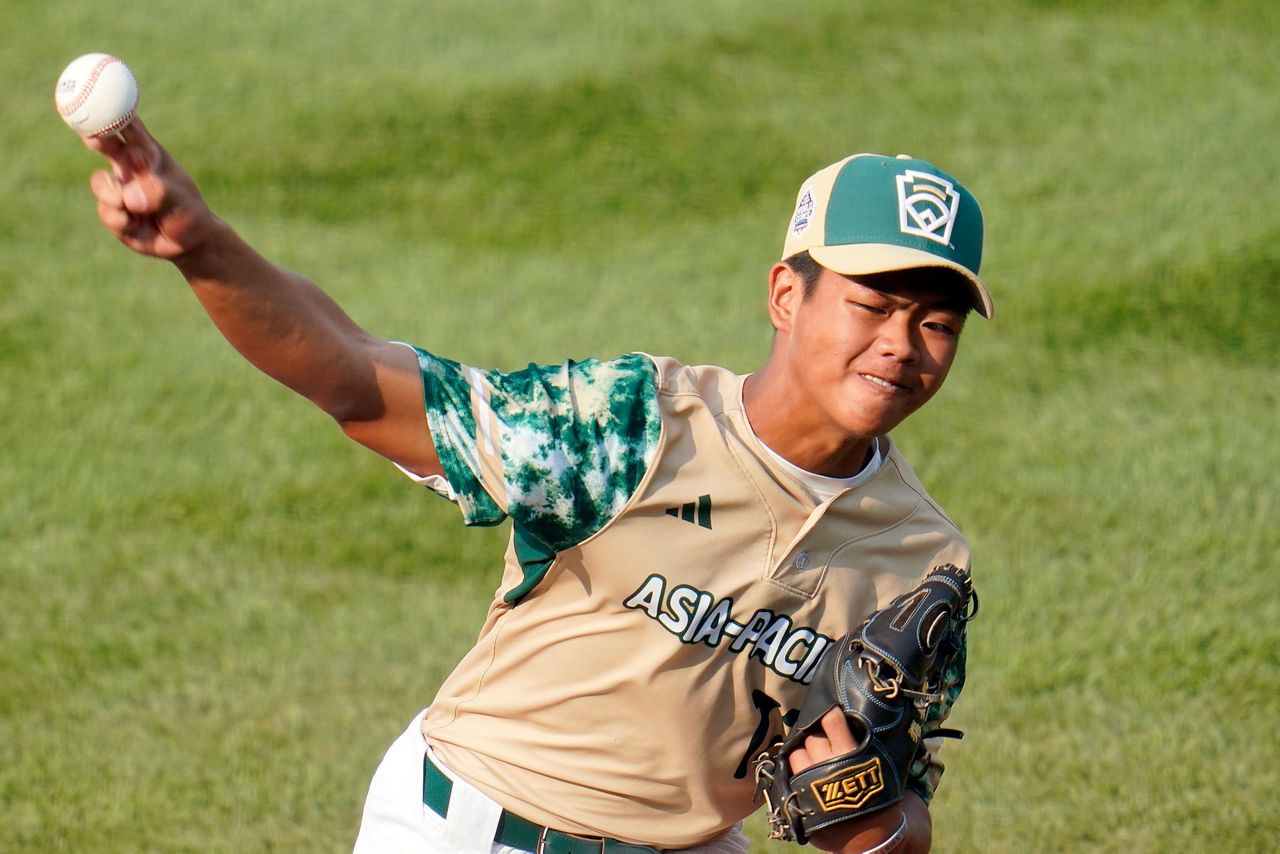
[84,119,215,259]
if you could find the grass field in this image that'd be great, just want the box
[2,1,1277,851]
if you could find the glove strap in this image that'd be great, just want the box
[926,727,964,741]
[780,745,905,841]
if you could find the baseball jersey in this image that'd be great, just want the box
[399,347,971,848]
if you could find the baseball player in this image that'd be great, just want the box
[83,118,991,853]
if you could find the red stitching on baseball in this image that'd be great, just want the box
[57,55,122,118]
[90,107,138,138]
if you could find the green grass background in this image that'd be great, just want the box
[2,0,1277,850]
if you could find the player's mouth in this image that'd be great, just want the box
[855,371,916,396]
[858,372,912,394]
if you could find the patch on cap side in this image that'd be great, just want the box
[791,188,816,237]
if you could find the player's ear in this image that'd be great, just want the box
[767,262,802,334]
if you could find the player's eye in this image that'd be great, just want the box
[923,320,959,337]
[850,301,887,315]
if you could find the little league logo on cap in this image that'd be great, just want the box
[896,170,960,246]
[782,153,994,318]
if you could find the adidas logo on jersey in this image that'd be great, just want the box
[665,494,712,529]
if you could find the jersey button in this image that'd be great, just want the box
[795,551,810,570]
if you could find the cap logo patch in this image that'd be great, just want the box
[791,189,816,237]
[896,170,960,246]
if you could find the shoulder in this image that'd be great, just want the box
[498,353,666,551]
[637,353,744,415]
[493,352,658,406]
[879,441,971,550]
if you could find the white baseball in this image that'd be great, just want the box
[55,53,139,138]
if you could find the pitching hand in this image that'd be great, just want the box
[85,118,217,260]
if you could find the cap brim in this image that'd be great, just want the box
[809,244,994,319]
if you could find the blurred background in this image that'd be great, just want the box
[2,1,1276,850]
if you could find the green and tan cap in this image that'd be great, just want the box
[782,153,993,318]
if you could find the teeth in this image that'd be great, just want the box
[863,374,905,391]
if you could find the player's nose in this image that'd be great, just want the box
[875,316,920,363]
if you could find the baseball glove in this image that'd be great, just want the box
[752,563,977,844]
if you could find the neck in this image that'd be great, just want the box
[743,369,877,478]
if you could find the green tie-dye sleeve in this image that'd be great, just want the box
[905,635,968,805]
[403,346,661,552]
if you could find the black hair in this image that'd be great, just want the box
[782,250,824,298]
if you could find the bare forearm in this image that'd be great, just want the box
[85,119,438,474]
[173,220,383,422]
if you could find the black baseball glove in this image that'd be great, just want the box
[752,563,977,844]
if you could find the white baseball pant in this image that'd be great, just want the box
[353,709,748,854]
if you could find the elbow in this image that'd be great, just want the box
[333,409,388,456]
[327,392,385,428]
[317,338,389,425]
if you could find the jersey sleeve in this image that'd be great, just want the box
[399,345,662,553]
[905,635,968,805]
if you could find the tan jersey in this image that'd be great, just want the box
[402,348,970,848]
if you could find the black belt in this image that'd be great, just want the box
[422,753,659,854]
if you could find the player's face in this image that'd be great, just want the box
[782,266,968,440]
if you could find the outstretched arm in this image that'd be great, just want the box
[84,118,439,477]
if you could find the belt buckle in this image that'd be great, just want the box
[536,826,607,854]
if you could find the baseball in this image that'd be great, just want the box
[55,53,138,138]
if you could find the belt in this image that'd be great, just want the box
[422,753,659,854]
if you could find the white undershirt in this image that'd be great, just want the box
[756,436,885,503]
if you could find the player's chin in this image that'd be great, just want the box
[839,390,922,436]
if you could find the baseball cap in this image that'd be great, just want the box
[782,153,993,318]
